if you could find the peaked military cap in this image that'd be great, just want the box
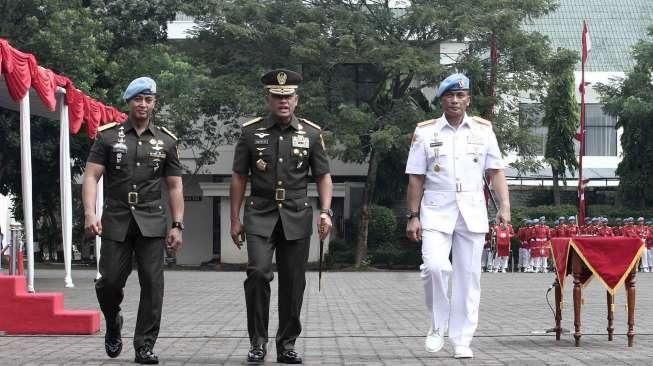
[261,69,302,95]
[436,73,469,98]
[123,77,157,101]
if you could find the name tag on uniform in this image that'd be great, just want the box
[430,141,443,147]
[468,135,484,145]
[149,151,166,159]
[254,138,268,145]
[292,135,309,148]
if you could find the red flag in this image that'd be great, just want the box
[577,21,590,223]
[581,20,591,65]
[579,21,591,93]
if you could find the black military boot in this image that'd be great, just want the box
[277,349,302,364]
[104,313,123,358]
[134,345,159,364]
[247,344,267,363]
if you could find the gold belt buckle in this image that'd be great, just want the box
[128,192,139,204]
[275,188,286,201]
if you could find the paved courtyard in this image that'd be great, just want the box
[1,268,652,365]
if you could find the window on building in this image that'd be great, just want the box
[519,102,617,157]
[584,104,617,156]
[518,103,546,155]
[331,63,384,107]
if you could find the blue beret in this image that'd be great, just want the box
[123,77,157,101]
[436,73,469,98]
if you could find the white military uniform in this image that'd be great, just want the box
[406,114,504,348]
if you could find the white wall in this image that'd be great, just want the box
[175,176,214,265]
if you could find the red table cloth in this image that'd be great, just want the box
[550,237,644,294]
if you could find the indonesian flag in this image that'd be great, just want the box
[579,20,591,93]
[581,20,591,65]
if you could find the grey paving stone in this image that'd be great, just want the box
[0,269,651,365]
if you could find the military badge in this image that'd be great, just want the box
[256,159,267,171]
[254,132,270,138]
[277,71,287,85]
[292,135,309,149]
[112,126,127,167]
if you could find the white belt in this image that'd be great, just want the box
[424,183,483,193]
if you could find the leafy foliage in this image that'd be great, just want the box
[0,0,230,258]
[184,0,558,266]
[596,25,653,207]
[541,48,580,204]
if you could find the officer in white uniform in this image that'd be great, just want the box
[405,73,511,359]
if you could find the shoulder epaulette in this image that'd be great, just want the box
[416,119,436,127]
[97,122,118,132]
[160,126,178,141]
[300,118,322,130]
[242,117,262,127]
[471,116,492,126]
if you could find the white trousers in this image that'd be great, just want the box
[533,256,548,271]
[648,248,653,269]
[420,213,485,348]
[494,255,509,270]
[481,248,493,268]
[640,248,649,270]
[518,248,530,269]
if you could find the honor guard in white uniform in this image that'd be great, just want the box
[405,73,511,359]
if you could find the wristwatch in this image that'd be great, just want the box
[405,210,419,220]
[319,208,334,217]
[171,221,185,231]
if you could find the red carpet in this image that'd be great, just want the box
[0,275,100,335]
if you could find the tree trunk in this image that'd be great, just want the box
[354,148,380,268]
[552,167,561,206]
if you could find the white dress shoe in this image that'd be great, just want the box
[425,328,444,353]
[453,345,474,358]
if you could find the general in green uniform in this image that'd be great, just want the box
[82,77,185,365]
[230,69,334,364]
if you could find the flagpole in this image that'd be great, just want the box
[578,20,588,224]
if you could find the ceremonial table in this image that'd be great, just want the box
[550,237,644,347]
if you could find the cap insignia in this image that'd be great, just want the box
[277,72,287,85]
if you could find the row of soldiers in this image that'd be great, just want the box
[482,216,653,273]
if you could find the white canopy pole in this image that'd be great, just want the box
[19,93,35,293]
[58,93,74,288]
[95,177,103,280]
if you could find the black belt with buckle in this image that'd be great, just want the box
[107,191,161,205]
[252,188,307,201]
[128,192,139,204]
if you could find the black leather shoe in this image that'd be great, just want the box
[104,314,123,358]
[247,344,266,363]
[277,350,302,364]
[134,346,159,364]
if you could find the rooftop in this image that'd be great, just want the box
[524,0,653,72]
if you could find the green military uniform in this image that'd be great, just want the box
[87,119,182,351]
[232,113,330,353]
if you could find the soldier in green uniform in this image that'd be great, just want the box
[82,77,184,365]
[230,69,333,364]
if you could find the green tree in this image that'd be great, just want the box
[0,0,230,259]
[541,48,579,206]
[185,0,558,267]
[597,25,653,207]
